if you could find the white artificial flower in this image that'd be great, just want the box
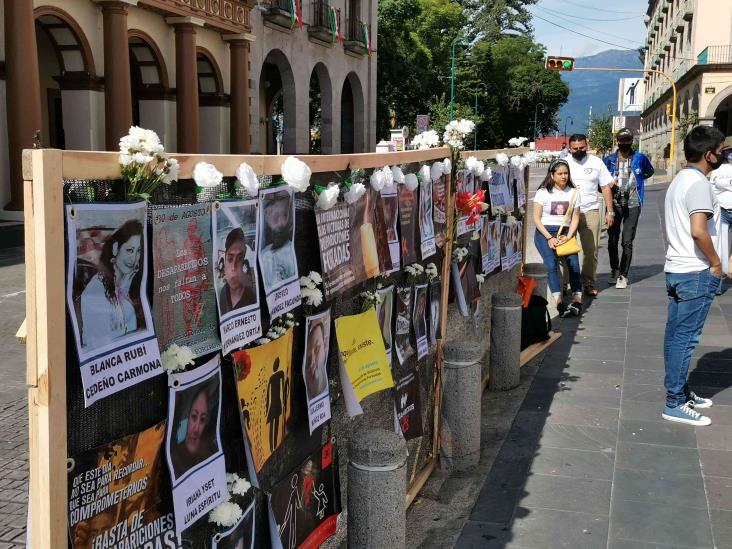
[471,230,481,241]
[281,156,312,192]
[316,184,340,210]
[523,151,538,165]
[344,182,366,204]
[496,153,509,166]
[300,276,316,290]
[255,337,272,345]
[404,173,419,191]
[162,158,180,184]
[442,158,452,174]
[465,156,479,172]
[309,271,322,284]
[236,162,259,197]
[411,130,440,149]
[506,215,518,226]
[481,166,493,182]
[391,166,405,184]
[369,169,386,191]
[119,154,134,167]
[381,166,394,188]
[301,287,323,307]
[131,152,154,165]
[161,346,182,374]
[209,501,243,528]
[430,162,444,182]
[476,274,486,284]
[193,162,223,188]
[230,476,252,496]
[176,346,196,368]
[510,155,523,168]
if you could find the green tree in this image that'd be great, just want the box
[588,110,614,156]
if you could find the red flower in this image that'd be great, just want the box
[467,212,481,226]
[457,190,488,223]
[232,350,252,381]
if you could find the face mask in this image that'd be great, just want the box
[618,144,632,154]
[708,153,724,171]
[571,150,587,161]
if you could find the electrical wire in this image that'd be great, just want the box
[554,0,645,15]
[529,11,643,52]
[534,4,644,23]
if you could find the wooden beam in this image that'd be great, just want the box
[27,148,67,549]
[460,147,529,161]
[405,458,437,508]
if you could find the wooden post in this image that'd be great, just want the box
[26,148,67,549]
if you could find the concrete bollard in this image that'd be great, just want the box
[490,293,522,391]
[348,428,408,548]
[440,340,482,473]
[523,262,549,301]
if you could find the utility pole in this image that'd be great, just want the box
[473,82,488,150]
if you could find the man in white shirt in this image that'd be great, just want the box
[565,134,616,296]
[662,125,728,426]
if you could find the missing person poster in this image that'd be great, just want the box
[65,202,163,407]
[455,170,472,237]
[152,204,221,359]
[211,500,255,549]
[369,188,394,275]
[511,164,526,207]
[302,310,332,434]
[380,186,401,272]
[315,203,356,299]
[394,369,423,441]
[335,308,394,403]
[451,255,481,317]
[514,221,524,268]
[67,421,176,549]
[268,440,341,549]
[433,178,447,248]
[349,190,384,283]
[258,187,302,319]
[213,200,263,355]
[481,220,501,274]
[419,181,436,259]
[166,354,227,535]
[428,279,441,347]
[489,167,514,214]
[413,283,429,360]
[394,286,415,365]
[232,329,294,478]
[500,222,523,271]
[375,285,395,363]
[398,185,419,264]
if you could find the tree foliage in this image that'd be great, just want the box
[588,111,614,156]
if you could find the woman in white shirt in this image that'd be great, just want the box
[710,140,732,278]
[533,159,583,317]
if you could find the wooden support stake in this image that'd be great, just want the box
[405,458,437,508]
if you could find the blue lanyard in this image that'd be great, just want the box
[684,165,707,177]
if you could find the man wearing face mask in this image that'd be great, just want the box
[604,128,655,289]
[661,125,729,426]
[565,134,616,297]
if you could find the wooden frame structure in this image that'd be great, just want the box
[23,146,527,547]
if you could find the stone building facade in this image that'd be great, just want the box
[0,0,377,217]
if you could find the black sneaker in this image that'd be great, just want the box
[608,269,618,285]
[557,301,567,317]
[568,302,583,317]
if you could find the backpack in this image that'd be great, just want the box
[521,294,551,350]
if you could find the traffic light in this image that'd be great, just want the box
[545,56,575,71]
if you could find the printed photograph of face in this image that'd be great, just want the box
[382,194,399,242]
[169,375,220,480]
[70,208,147,354]
[376,287,394,352]
[419,183,435,240]
[413,286,427,342]
[349,189,380,281]
[259,189,296,291]
[550,201,569,217]
[429,282,440,344]
[304,316,330,400]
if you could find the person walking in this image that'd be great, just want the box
[709,136,732,282]
[565,134,616,296]
[662,125,728,426]
[604,128,655,288]
[533,159,584,317]
[559,143,568,159]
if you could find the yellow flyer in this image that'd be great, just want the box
[335,308,394,401]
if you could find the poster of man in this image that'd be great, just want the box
[258,187,302,319]
[65,201,162,407]
[376,285,395,362]
[349,189,381,282]
[394,286,415,365]
[166,354,227,535]
[419,180,436,259]
[413,283,429,359]
[451,253,481,317]
[268,440,341,549]
[393,369,423,441]
[380,186,401,272]
[432,178,447,247]
[67,421,176,549]
[488,166,514,214]
[232,329,294,477]
[480,220,501,274]
[302,310,332,434]
[213,200,263,355]
[211,500,255,549]
[398,186,419,264]
[428,280,441,347]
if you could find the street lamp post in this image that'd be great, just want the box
[450,37,467,120]
[563,115,574,142]
[473,82,488,151]
[533,102,546,142]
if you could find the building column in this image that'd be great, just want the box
[96,1,136,150]
[167,17,203,153]
[4,0,41,210]
[224,34,255,154]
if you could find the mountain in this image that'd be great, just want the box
[557,49,643,135]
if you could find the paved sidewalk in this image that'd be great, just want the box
[457,184,732,549]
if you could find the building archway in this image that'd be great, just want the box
[196,48,229,153]
[340,71,364,153]
[309,63,333,154]
[128,31,169,122]
[259,49,296,154]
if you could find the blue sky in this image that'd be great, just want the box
[528,0,648,58]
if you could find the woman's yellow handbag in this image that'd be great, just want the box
[555,190,581,257]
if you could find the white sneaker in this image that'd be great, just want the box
[615,275,628,289]
[688,391,713,409]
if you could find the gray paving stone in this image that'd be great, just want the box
[613,468,708,508]
[469,483,522,525]
[530,447,614,480]
[545,401,620,430]
[618,419,697,447]
[710,509,732,549]
[518,474,611,515]
[607,537,711,549]
[699,449,732,478]
[562,358,624,375]
[550,386,621,409]
[621,384,666,404]
[703,475,732,510]
[616,441,701,476]
[623,369,664,386]
[696,424,732,450]
[454,521,509,548]
[537,424,617,453]
[507,508,609,549]
[625,355,665,371]
[702,404,732,426]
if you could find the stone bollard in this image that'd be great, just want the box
[440,340,482,473]
[490,292,522,391]
[348,428,408,548]
[523,262,549,301]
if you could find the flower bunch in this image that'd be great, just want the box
[456,189,488,225]
[510,155,523,168]
[360,289,384,312]
[193,162,223,190]
[118,126,179,201]
[495,153,509,166]
[209,500,242,528]
[281,156,312,192]
[226,473,252,497]
[405,262,425,281]
[411,130,440,150]
[263,313,297,343]
[522,151,538,166]
[161,344,195,374]
[493,205,507,216]
[453,247,469,262]
[404,173,419,191]
[425,262,439,282]
[343,182,366,204]
[235,162,259,197]
[508,137,529,147]
[443,119,475,150]
[481,166,493,182]
[430,162,444,182]
[465,156,485,177]
[300,271,324,311]
[369,166,394,191]
[391,166,405,184]
[314,184,340,210]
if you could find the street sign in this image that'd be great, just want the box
[617,78,643,113]
[545,56,574,71]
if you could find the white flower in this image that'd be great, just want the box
[442,158,452,174]
[300,276,316,290]
[494,205,506,215]
[193,162,223,188]
[255,337,271,345]
[510,155,523,168]
[119,154,134,166]
[508,137,529,147]
[281,156,312,192]
[230,476,251,497]
[119,126,163,155]
[176,346,196,367]
[369,169,386,191]
[391,166,405,184]
[411,130,440,149]
[476,274,486,284]
[308,271,322,284]
[236,162,259,197]
[301,286,323,307]
[161,344,195,374]
[209,501,243,528]
[465,156,485,177]
[316,184,340,210]
[131,152,154,165]
[506,215,518,226]
[481,166,493,182]
[471,230,481,241]
[452,247,469,262]
[162,158,180,184]
[496,153,509,166]
[381,166,394,188]
[419,164,431,185]
[430,162,444,182]
[404,173,419,191]
[344,182,366,204]
[523,151,538,165]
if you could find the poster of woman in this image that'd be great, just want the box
[375,285,395,362]
[211,500,255,549]
[380,186,401,272]
[302,310,332,434]
[419,181,436,259]
[166,354,227,535]
[349,189,381,282]
[480,220,501,274]
[398,186,419,264]
[394,286,415,365]
[413,283,429,359]
[258,187,302,319]
[432,178,447,248]
[428,280,441,347]
[212,200,263,355]
[65,202,162,407]
[488,166,514,214]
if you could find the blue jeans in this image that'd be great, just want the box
[664,269,722,407]
[721,207,732,226]
[534,227,582,295]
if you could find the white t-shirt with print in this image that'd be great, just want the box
[565,154,615,212]
[534,186,579,227]
[664,167,719,273]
